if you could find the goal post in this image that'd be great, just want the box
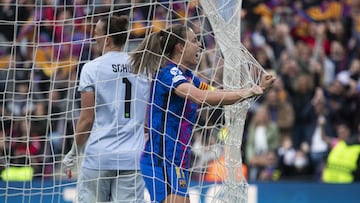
[200,0,267,202]
[0,1,265,202]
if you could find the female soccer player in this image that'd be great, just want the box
[131,24,275,203]
[62,16,148,203]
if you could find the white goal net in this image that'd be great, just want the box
[0,0,265,202]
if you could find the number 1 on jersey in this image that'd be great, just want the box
[122,77,132,118]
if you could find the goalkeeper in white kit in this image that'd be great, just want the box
[62,15,148,203]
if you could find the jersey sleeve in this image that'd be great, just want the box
[160,66,189,90]
[78,63,95,92]
[191,73,213,91]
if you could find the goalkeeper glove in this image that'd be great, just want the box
[62,144,79,179]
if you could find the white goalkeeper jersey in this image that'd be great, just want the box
[78,51,149,170]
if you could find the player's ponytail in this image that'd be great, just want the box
[131,24,187,76]
[131,31,163,76]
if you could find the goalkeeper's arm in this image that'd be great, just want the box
[63,91,95,178]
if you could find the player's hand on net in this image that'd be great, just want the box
[260,73,276,91]
[250,85,264,96]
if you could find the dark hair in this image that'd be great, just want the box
[131,24,187,75]
[99,15,129,47]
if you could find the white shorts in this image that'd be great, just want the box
[77,167,145,203]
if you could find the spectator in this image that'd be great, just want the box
[288,74,315,149]
[262,87,294,140]
[302,88,336,180]
[48,90,68,157]
[0,0,31,55]
[277,136,312,180]
[9,119,44,176]
[321,78,350,125]
[322,133,360,183]
[257,150,280,181]
[314,48,336,86]
[6,82,35,116]
[322,122,352,149]
[329,40,348,74]
[246,106,280,181]
[335,58,360,131]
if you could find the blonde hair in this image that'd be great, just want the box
[131,24,187,75]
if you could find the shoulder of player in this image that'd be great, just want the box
[106,51,129,61]
[83,56,102,69]
[160,64,184,76]
[103,52,129,62]
[83,52,129,69]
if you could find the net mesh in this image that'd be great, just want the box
[0,0,265,202]
[200,0,266,202]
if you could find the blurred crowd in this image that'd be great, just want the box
[0,0,359,183]
[240,0,360,182]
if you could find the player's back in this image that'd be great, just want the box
[79,51,149,170]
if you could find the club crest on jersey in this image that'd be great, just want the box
[170,67,182,75]
[179,179,187,188]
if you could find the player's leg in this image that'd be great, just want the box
[162,166,190,203]
[141,162,190,203]
[141,162,167,202]
[111,170,145,203]
[163,194,190,203]
[77,167,111,203]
